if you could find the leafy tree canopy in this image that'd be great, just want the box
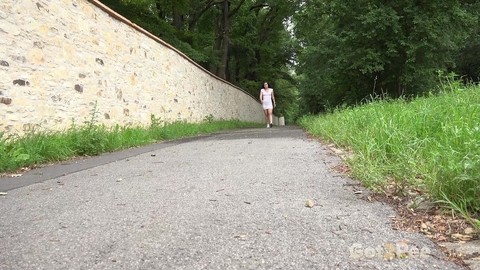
[100,0,479,117]
[294,0,477,113]
[100,0,300,120]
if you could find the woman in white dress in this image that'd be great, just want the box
[259,82,276,128]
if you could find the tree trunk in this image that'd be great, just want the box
[217,0,230,80]
[173,8,183,30]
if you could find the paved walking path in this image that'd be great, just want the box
[0,127,465,269]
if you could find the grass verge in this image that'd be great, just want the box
[298,84,480,229]
[0,116,261,174]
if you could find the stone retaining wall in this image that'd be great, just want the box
[0,0,264,138]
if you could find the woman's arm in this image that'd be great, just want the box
[259,90,263,103]
[271,89,276,107]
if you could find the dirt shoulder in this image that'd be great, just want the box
[325,142,480,269]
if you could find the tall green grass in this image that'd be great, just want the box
[299,84,480,225]
[0,114,261,174]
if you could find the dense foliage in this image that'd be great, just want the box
[100,0,480,116]
[294,0,478,113]
[100,0,300,120]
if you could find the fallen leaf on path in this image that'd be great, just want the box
[305,199,315,208]
[234,234,247,240]
[421,222,428,229]
[437,235,447,242]
[452,233,473,241]
[464,227,475,235]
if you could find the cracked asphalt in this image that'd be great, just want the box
[0,126,465,269]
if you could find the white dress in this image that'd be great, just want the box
[261,88,273,109]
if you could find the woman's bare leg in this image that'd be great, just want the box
[267,109,273,125]
[264,110,269,126]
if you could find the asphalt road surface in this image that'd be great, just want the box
[0,126,465,269]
